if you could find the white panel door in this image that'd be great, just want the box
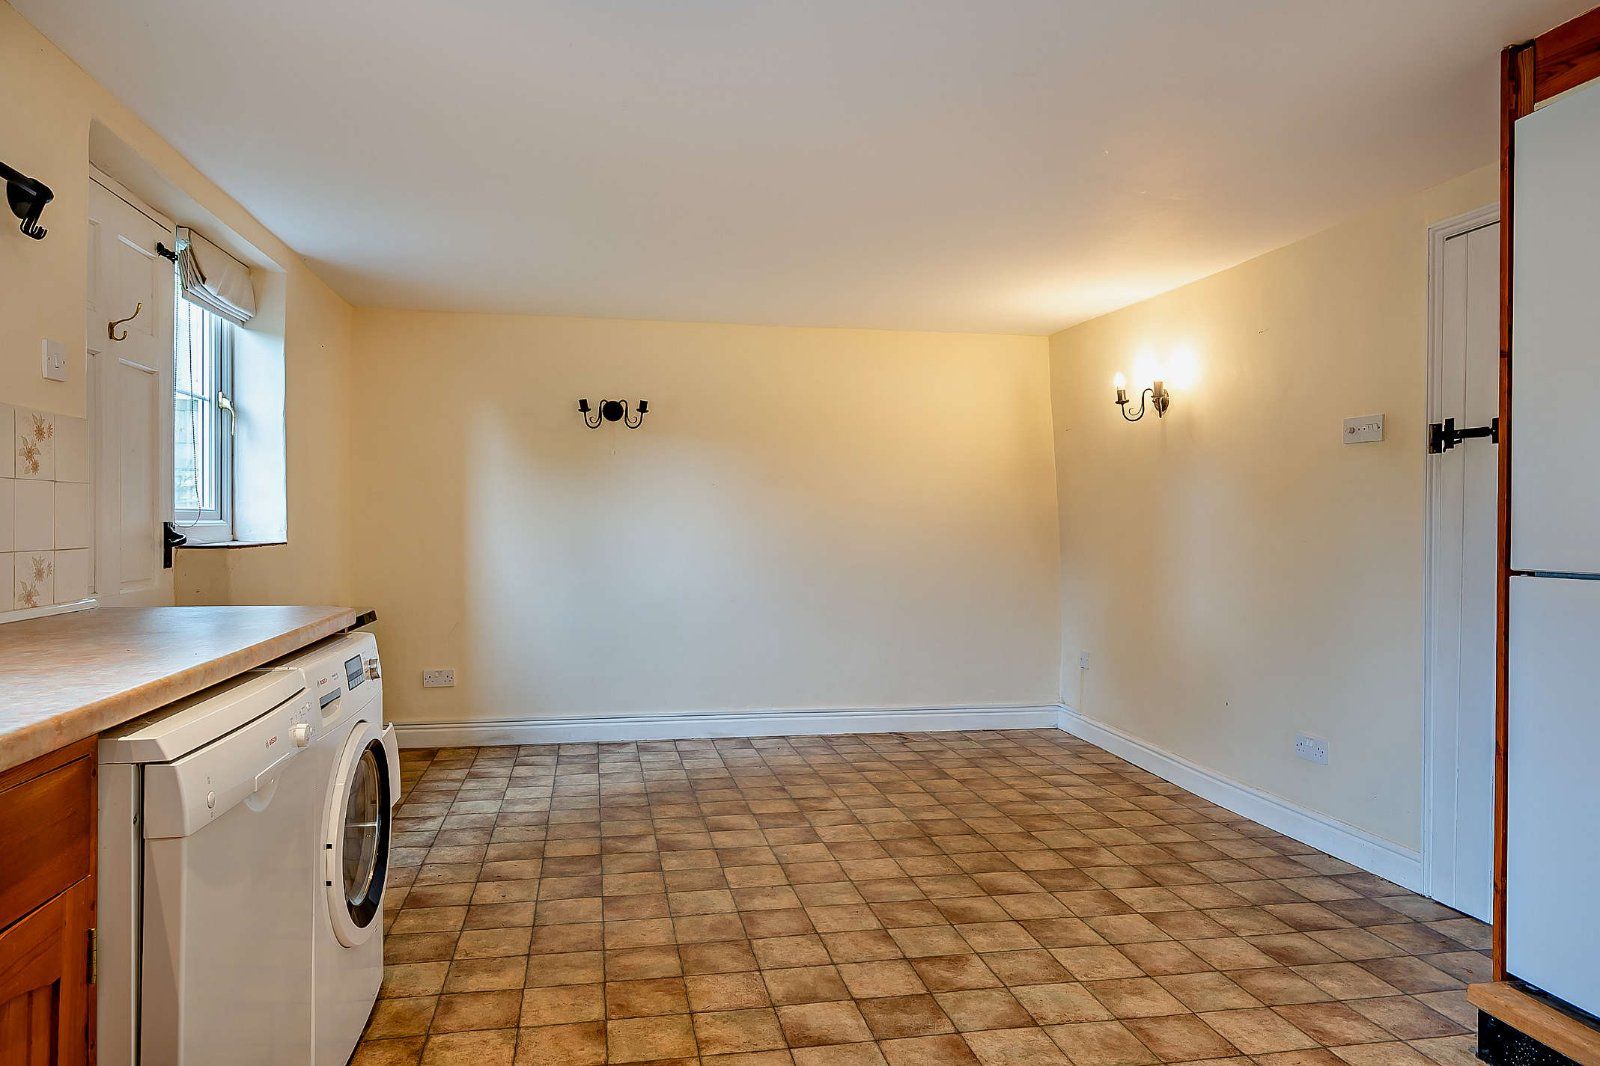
[87,177,174,606]
[1424,220,1499,921]
[1511,79,1600,573]
[1506,575,1600,1013]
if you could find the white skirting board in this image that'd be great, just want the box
[392,704,1061,748]
[1056,707,1424,893]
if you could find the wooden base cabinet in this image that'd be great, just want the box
[0,740,98,1065]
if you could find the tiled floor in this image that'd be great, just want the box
[355,730,1488,1065]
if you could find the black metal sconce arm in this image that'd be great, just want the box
[1114,381,1170,422]
[1,160,53,240]
[578,398,649,429]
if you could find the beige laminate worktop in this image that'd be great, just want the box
[0,605,366,773]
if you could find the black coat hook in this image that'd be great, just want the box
[0,160,53,240]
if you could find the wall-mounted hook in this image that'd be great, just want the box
[108,301,143,341]
[0,160,53,240]
[578,398,649,429]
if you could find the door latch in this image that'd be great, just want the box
[1428,416,1499,454]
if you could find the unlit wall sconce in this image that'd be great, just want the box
[579,398,649,429]
[0,159,53,240]
[1113,371,1170,422]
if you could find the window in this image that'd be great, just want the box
[173,277,235,541]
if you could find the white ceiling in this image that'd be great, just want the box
[16,0,1589,334]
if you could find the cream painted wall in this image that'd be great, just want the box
[1050,165,1498,851]
[0,1,354,605]
[349,311,1060,724]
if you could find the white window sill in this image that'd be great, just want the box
[174,539,287,550]
[171,519,234,546]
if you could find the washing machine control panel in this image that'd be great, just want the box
[304,659,347,720]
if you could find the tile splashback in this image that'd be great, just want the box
[2,403,93,619]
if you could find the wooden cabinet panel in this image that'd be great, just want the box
[0,747,94,932]
[0,879,93,1065]
[0,738,97,1065]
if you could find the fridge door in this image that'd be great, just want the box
[1507,575,1600,1013]
[1511,78,1600,573]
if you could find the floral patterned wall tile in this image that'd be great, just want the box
[15,408,54,480]
[2,403,93,622]
[13,550,54,611]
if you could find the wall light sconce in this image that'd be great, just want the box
[0,159,53,240]
[1113,371,1170,422]
[578,398,648,429]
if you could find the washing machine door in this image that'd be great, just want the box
[323,719,393,947]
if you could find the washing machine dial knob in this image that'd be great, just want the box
[292,722,312,747]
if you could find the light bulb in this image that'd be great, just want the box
[1112,371,1127,391]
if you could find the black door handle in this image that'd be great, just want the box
[163,521,188,569]
[1428,416,1499,454]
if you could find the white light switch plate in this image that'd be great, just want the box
[41,339,67,382]
[1342,414,1384,444]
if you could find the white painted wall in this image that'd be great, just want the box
[1049,166,1499,852]
[350,311,1061,726]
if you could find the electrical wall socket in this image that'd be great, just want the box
[1294,732,1329,765]
[1079,650,1091,669]
[422,669,455,688]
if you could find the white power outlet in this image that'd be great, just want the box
[422,669,455,688]
[1295,733,1329,765]
[1078,650,1091,670]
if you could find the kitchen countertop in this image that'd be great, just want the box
[0,605,367,773]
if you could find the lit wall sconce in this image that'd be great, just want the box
[578,398,648,429]
[1113,371,1170,422]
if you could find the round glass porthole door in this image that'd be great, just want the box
[327,727,391,947]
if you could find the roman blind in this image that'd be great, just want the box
[176,226,256,326]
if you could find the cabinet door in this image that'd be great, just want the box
[0,879,94,1064]
[1511,78,1600,572]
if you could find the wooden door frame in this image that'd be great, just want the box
[1421,202,1498,917]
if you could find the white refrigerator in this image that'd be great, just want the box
[1505,74,1600,1016]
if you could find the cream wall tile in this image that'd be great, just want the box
[15,408,54,480]
[0,478,11,552]
[13,478,52,552]
[0,406,13,478]
[54,415,88,483]
[14,550,53,611]
[53,548,90,605]
[0,554,10,610]
[53,481,90,549]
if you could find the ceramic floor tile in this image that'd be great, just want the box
[356,732,1490,1064]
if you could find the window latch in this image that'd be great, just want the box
[217,390,236,433]
[163,521,188,569]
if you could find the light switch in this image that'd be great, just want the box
[1342,414,1384,444]
[41,339,67,382]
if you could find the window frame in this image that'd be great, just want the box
[172,288,235,544]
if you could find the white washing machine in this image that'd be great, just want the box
[266,632,398,1066]
[99,668,320,1065]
